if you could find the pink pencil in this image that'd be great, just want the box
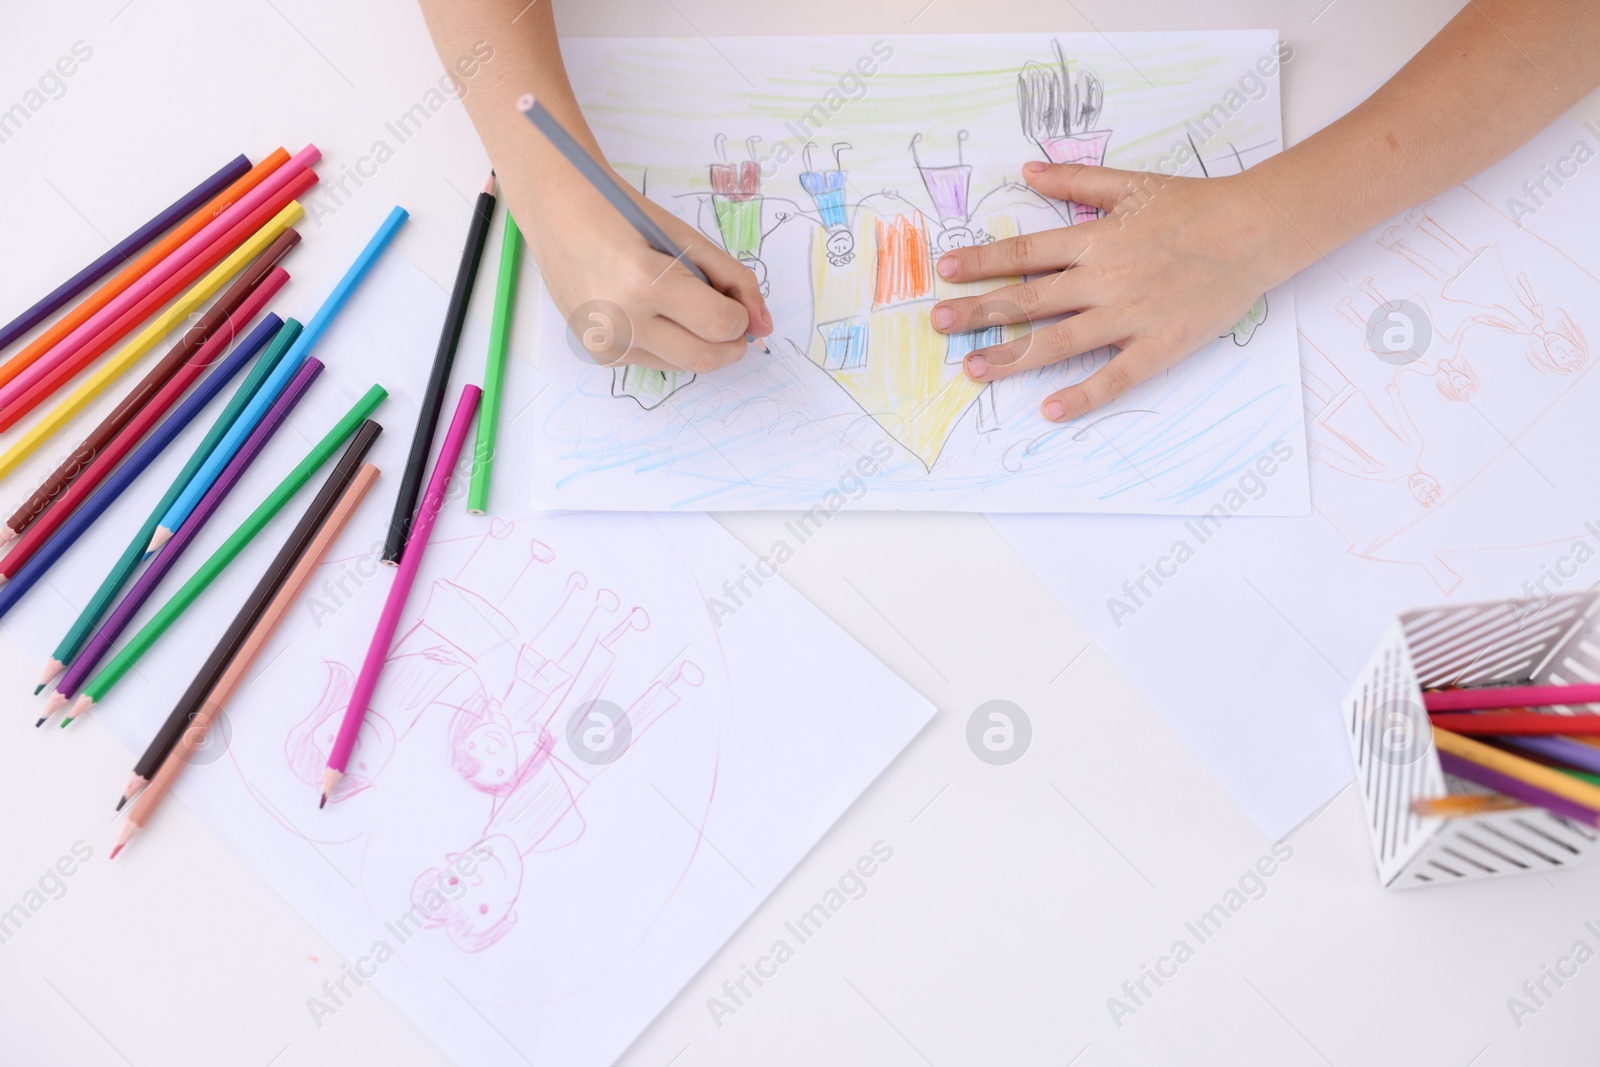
[320,385,480,806]
[1424,684,1600,713]
[0,144,320,411]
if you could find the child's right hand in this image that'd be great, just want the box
[513,177,773,374]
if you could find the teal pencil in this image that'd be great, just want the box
[33,319,303,694]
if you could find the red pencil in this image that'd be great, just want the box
[1424,684,1600,713]
[0,167,317,433]
[1427,711,1600,735]
[0,269,288,579]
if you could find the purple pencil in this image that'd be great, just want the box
[1437,751,1600,826]
[1497,735,1600,777]
[0,155,252,352]
[41,358,324,719]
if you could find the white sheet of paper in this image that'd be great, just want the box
[994,116,1600,838]
[0,252,933,1067]
[531,31,1308,514]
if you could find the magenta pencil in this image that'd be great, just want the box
[320,385,480,806]
[0,145,320,410]
[1425,684,1600,713]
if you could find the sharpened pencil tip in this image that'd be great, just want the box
[115,796,127,812]
[109,845,122,860]
[319,793,328,809]
[146,527,174,555]
[33,684,43,696]
[59,717,72,728]
[484,172,497,195]
[34,717,45,728]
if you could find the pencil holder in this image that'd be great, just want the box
[1344,591,1600,888]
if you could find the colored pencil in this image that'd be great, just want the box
[0,149,288,392]
[43,359,322,724]
[516,96,765,350]
[1426,711,1600,735]
[149,205,408,553]
[1409,793,1526,817]
[1432,726,1600,813]
[467,209,521,515]
[113,461,380,856]
[382,175,494,563]
[36,319,302,693]
[0,279,287,581]
[1436,750,1600,826]
[1497,735,1600,777]
[0,145,319,410]
[3,228,299,542]
[0,155,252,352]
[1424,684,1600,713]
[0,317,280,656]
[0,178,313,437]
[119,422,382,810]
[323,385,480,804]
[66,384,388,720]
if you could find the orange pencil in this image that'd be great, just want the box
[0,149,289,393]
[111,462,379,858]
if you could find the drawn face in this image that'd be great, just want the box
[1543,332,1586,373]
[825,229,855,264]
[454,722,519,791]
[741,256,770,297]
[936,226,974,253]
[1433,357,1479,401]
[414,836,523,952]
[1408,471,1442,508]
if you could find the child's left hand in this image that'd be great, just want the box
[930,161,1304,422]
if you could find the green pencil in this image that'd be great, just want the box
[63,384,388,722]
[467,212,522,515]
[34,319,304,695]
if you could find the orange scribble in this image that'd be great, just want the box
[873,214,932,307]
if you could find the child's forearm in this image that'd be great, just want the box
[417,1,612,245]
[1250,0,1600,278]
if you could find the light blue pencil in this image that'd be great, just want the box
[146,205,409,553]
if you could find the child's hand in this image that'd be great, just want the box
[930,162,1299,422]
[520,178,772,374]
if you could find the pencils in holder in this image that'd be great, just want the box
[325,385,480,806]
[381,175,495,563]
[467,211,521,515]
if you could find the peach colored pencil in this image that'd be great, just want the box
[111,462,378,858]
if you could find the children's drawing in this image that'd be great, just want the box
[536,32,1306,513]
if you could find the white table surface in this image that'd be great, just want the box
[5,2,1600,1065]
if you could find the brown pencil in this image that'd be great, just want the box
[0,228,300,543]
[111,461,380,858]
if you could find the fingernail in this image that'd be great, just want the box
[965,354,988,379]
[1023,160,1048,173]
[1043,399,1067,421]
[932,305,954,329]
[937,255,958,279]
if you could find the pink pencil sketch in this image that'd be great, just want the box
[266,518,718,956]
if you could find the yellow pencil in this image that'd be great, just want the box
[1433,727,1600,813]
[0,201,305,482]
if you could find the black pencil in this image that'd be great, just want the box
[380,173,495,564]
[116,419,384,811]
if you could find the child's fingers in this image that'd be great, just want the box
[962,310,1126,383]
[1040,339,1168,421]
[1022,162,1165,213]
[936,225,1098,283]
[654,267,752,345]
[682,241,773,336]
[636,314,750,375]
[932,274,1090,334]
